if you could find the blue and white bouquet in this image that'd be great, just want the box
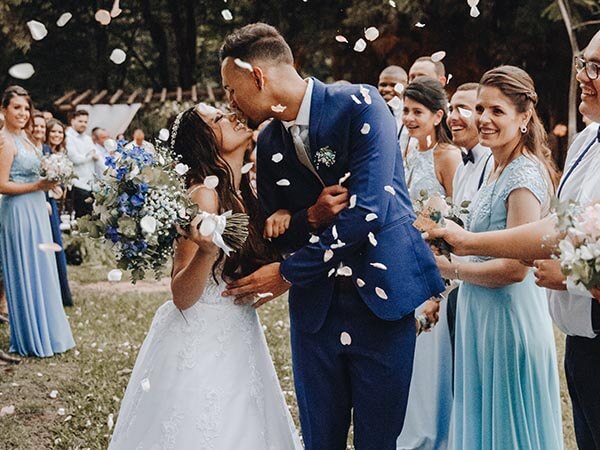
[78,139,249,282]
[554,200,600,291]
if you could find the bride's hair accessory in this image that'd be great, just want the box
[170,111,185,150]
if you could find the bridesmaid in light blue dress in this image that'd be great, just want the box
[435,66,562,450]
[0,86,75,357]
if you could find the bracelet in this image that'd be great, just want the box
[454,263,461,281]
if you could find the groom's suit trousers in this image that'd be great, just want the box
[290,278,416,450]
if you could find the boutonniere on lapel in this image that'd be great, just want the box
[314,146,336,170]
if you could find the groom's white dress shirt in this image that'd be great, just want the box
[66,127,97,191]
[548,122,600,338]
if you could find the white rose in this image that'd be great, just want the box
[140,215,157,234]
[174,163,189,176]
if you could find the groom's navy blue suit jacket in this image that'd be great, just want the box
[257,79,445,333]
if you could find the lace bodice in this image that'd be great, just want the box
[406,147,446,202]
[8,133,41,184]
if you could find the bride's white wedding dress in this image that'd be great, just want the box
[108,269,302,450]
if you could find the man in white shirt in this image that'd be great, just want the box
[66,110,99,217]
[92,127,110,178]
[125,128,155,154]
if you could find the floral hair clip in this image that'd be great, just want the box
[169,111,185,151]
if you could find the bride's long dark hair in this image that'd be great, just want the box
[170,106,278,280]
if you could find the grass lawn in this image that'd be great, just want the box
[0,263,576,449]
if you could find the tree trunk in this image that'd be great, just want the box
[557,0,580,143]
[168,1,196,89]
[140,0,172,88]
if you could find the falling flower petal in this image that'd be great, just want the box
[204,175,219,189]
[384,185,395,195]
[38,243,62,252]
[360,123,371,135]
[56,12,72,27]
[174,163,189,175]
[233,58,253,72]
[110,49,127,64]
[110,0,122,17]
[271,153,283,163]
[27,20,48,41]
[324,249,334,262]
[49,390,59,399]
[426,135,432,147]
[375,287,388,300]
[328,268,336,277]
[350,94,362,105]
[447,73,453,84]
[353,38,367,52]
[256,292,273,299]
[356,278,366,287]
[468,0,479,5]
[0,405,15,417]
[157,129,169,142]
[365,213,378,222]
[335,35,348,43]
[276,179,290,187]
[387,96,402,111]
[241,162,254,174]
[394,83,404,95]
[95,9,111,25]
[338,172,351,185]
[431,51,446,62]
[331,239,346,249]
[368,232,378,246]
[470,6,480,17]
[107,269,122,282]
[370,262,388,270]
[364,27,379,41]
[8,63,35,80]
[458,107,473,118]
[349,194,357,208]
[107,413,114,430]
[221,9,233,21]
[309,234,320,244]
[271,104,287,113]
[415,22,426,28]
[359,85,372,104]
[337,265,353,277]
[332,225,338,240]
[389,0,396,6]
[340,331,352,345]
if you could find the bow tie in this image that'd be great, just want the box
[462,149,475,165]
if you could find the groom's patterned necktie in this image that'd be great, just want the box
[290,124,324,186]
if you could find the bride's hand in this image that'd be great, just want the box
[424,220,472,256]
[421,299,440,326]
[176,216,219,255]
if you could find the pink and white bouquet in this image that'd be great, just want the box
[554,200,600,290]
[40,152,77,187]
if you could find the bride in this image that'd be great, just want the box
[108,104,302,450]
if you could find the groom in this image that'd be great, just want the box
[220,23,445,450]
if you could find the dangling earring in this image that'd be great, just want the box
[520,124,527,134]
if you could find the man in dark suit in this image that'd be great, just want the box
[220,23,445,450]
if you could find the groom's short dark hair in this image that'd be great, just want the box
[220,23,293,65]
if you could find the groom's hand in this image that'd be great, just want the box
[307,185,349,230]
[223,262,291,308]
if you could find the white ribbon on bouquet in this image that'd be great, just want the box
[197,210,234,256]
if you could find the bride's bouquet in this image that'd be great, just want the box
[553,199,600,291]
[78,138,249,282]
[40,152,77,187]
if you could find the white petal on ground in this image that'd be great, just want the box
[387,96,402,111]
[221,9,233,20]
[140,378,151,392]
[38,243,62,252]
[415,22,426,28]
[364,27,379,41]
[431,51,446,62]
[370,262,388,270]
[458,107,473,118]
[384,185,395,195]
[365,213,378,222]
[335,35,348,43]
[57,408,66,416]
[109,49,127,64]
[338,172,351,185]
[324,249,334,262]
[340,331,352,346]
[174,163,189,175]
[360,123,371,135]
[107,413,114,430]
[271,153,283,163]
[271,104,287,113]
[56,12,72,27]
[332,225,338,240]
[8,63,35,80]
[336,266,353,277]
[158,128,169,141]
[394,83,404,95]
[107,269,122,282]
[0,405,15,417]
[375,287,388,300]
[309,234,320,244]
[234,58,253,71]
[204,175,219,189]
[256,292,273,299]
[368,232,378,247]
[95,9,111,25]
[353,38,367,53]
[276,179,290,187]
[350,94,362,105]
[356,278,366,287]
[241,162,254,174]
[470,6,480,17]
[49,390,59,399]
[27,20,48,41]
[349,194,357,208]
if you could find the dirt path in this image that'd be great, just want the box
[70,277,171,294]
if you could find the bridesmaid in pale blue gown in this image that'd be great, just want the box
[0,86,75,357]
[435,66,562,449]
[397,77,462,450]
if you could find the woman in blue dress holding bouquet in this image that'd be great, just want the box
[0,85,74,357]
